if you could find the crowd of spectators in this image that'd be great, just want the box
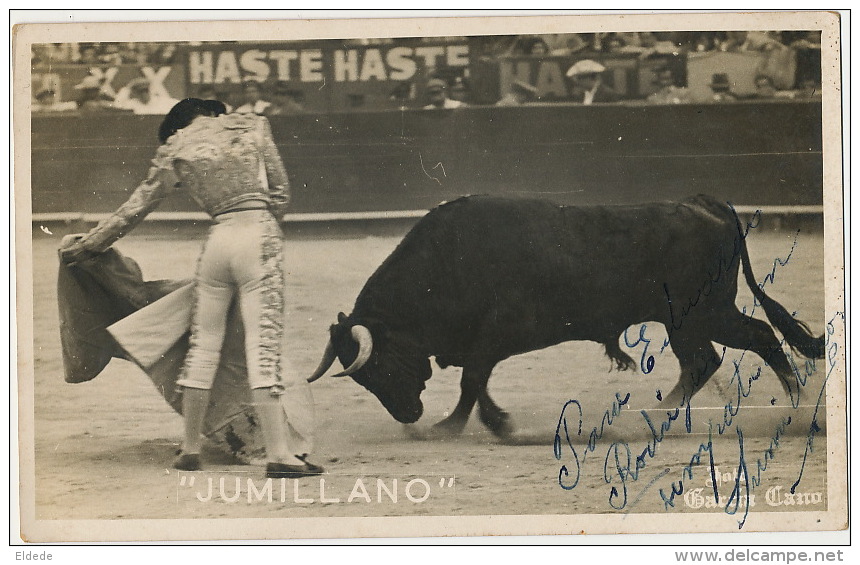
[32,74,308,116]
[49,77,304,117]
[31,33,822,113]
[33,32,821,67]
[420,59,819,111]
[464,30,822,107]
[192,81,306,116]
[32,42,180,66]
[480,30,821,59]
[32,74,181,114]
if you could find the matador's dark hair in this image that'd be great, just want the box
[158,98,228,144]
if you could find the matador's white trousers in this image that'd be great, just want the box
[177,209,286,391]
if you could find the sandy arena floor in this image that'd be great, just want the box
[25,225,833,533]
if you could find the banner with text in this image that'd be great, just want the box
[180,40,471,112]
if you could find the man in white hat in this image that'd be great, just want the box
[565,59,621,105]
[113,77,180,115]
[73,75,123,113]
[423,78,465,109]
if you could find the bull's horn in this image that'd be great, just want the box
[307,340,337,383]
[331,325,373,377]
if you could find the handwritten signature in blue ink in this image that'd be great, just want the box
[553,392,630,491]
[555,221,835,530]
[791,311,844,493]
[555,392,688,510]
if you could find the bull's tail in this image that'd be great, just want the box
[733,210,825,359]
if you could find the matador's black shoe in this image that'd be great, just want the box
[295,454,325,475]
[266,460,325,479]
[174,452,201,471]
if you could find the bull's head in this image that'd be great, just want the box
[307,313,430,423]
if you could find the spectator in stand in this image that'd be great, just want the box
[785,30,821,50]
[54,43,76,63]
[226,89,246,114]
[264,82,304,116]
[234,80,272,115]
[717,31,786,53]
[78,43,101,65]
[73,75,124,113]
[526,37,550,56]
[474,36,520,61]
[136,43,159,65]
[198,84,234,113]
[119,42,149,65]
[423,78,465,109]
[496,80,539,106]
[31,44,50,66]
[450,77,469,104]
[32,43,75,65]
[507,35,551,56]
[151,44,178,65]
[692,32,722,52]
[542,33,589,56]
[753,74,776,99]
[606,32,649,54]
[744,32,795,90]
[749,74,794,99]
[32,88,77,112]
[582,33,611,53]
[566,60,621,105]
[99,43,123,66]
[646,66,691,104]
[707,73,738,102]
[661,31,695,50]
[742,31,787,52]
[716,31,749,52]
[608,32,680,59]
[113,77,180,115]
[388,81,416,108]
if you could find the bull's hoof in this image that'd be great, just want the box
[779,373,802,406]
[430,416,467,438]
[604,343,636,372]
[616,356,637,372]
[174,452,201,471]
[661,386,690,409]
[482,410,515,439]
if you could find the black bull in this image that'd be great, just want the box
[308,195,824,437]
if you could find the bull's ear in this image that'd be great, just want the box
[337,312,348,324]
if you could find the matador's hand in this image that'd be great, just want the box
[58,234,97,265]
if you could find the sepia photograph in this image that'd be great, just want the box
[12,10,847,544]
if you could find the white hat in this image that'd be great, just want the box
[566,60,606,77]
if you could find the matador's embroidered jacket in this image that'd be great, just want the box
[75,113,290,253]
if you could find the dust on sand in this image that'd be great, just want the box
[26,229,830,527]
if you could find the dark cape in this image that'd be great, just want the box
[57,247,314,462]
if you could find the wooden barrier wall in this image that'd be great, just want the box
[31,100,823,215]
